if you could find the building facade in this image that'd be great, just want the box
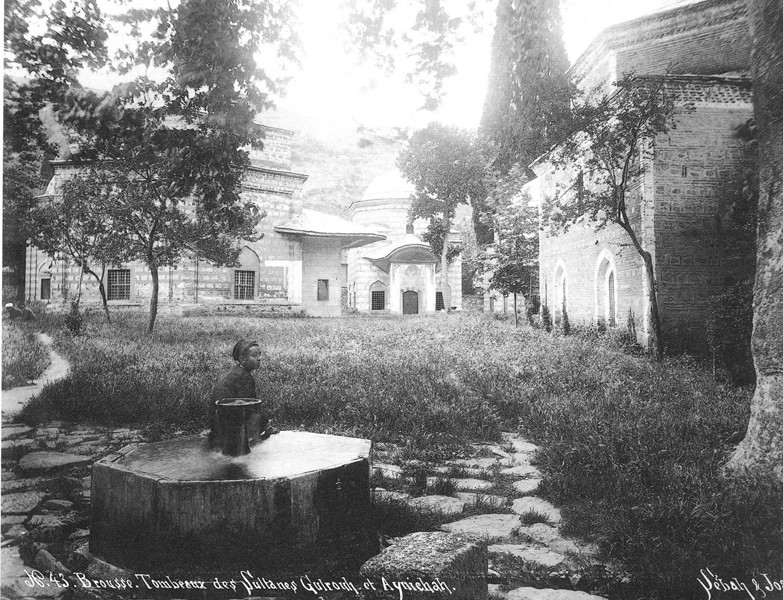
[26,125,384,317]
[344,170,463,314]
[531,0,753,349]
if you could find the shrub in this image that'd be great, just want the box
[64,301,84,336]
[541,305,553,332]
[561,301,571,336]
[705,280,754,385]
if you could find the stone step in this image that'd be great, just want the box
[441,514,521,540]
[512,479,542,494]
[502,465,542,478]
[488,543,567,568]
[514,524,599,557]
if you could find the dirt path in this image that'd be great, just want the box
[2,333,70,423]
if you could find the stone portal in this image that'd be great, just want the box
[403,290,419,314]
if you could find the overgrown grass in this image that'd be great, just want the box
[2,320,50,389]
[19,311,782,599]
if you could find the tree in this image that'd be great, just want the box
[58,0,296,333]
[30,171,126,322]
[480,0,572,174]
[397,123,489,311]
[481,167,539,326]
[725,0,783,481]
[3,0,109,300]
[544,74,682,359]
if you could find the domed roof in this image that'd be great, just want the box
[361,169,415,202]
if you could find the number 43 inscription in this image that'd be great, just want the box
[25,570,70,588]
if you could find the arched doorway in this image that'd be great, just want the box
[402,290,419,314]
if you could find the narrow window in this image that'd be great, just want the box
[682,165,688,177]
[317,279,329,301]
[40,278,51,301]
[371,290,385,310]
[107,269,131,301]
[435,292,444,311]
[234,270,255,300]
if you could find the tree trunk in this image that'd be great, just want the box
[641,250,664,361]
[441,213,452,311]
[725,0,783,481]
[514,292,518,327]
[147,263,159,334]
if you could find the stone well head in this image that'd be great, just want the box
[90,431,372,570]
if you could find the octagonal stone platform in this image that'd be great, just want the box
[90,431,372,568]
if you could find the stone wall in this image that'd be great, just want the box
[652,79,753,350]
[301,237,344,317]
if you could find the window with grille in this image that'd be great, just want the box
[371,290,385,310]
[435,292,444,311]
[317,279,329,301]
[107,269,131,300]
[234,270,255,300]
[40,278,51,300]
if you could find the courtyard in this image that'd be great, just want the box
[2,311,779,600]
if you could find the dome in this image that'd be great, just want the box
[361,169,415,202]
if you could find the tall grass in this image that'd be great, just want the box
[19,312,782,599]
[2,320,50,389]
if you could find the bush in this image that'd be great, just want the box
[541,305,553,332]
[561,301,571,336]
[706,280,754,385]
[2,321,50,389]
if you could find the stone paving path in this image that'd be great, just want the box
[2,334,70,423]
[372,433,614,600]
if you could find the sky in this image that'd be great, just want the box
[77,0,695,134]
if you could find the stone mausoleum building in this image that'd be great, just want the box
[528,0,752,349]
[25,125,385,317]
[344,169,463,314]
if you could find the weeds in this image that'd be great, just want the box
[518,509,551,526]
[2,321,50,389]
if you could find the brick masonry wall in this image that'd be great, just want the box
[572,0,749,94]
[248,125,294,170]
[652,89,753,350]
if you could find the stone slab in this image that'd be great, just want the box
[515,524,597,556]
[512,479,542,494]
[374,489,412,502]
[487,544,567,567]
[503,587,607,600]
[456,492,507,507]
[1,547,66,599]
[451,457,504,470]
[360,531,487,600]
[407,495,466,515]
[441,514,521,540]
[19,452,92,473]
[454,478,494,491]
[501,434,540,455]
[2,491,45,514]
[502,465,541,478]
[1,425,34,440]
[1,438,36,452]
[512,498,562,524]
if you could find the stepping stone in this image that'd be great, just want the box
[441,514,520,540]
[27,514,74,542]
[373,489,412,502]
[516,524,597,556]
[502,465,541,478]
[360,531,488,600]
[2,491,45,514]
[35,427,60,438]
[406,495,466,515]
[502,587,607,600]
[479,444,514,461]
[454,478,494,491]
[1,425,33,440]
[487,544,567,568]
[1,515,27,528]
[3,524,28,540]
[43,499,74,512]
[1,438,35,451]
[452,457,503,469]
[456,492,507,507]
[512,498,562,524]
[502,434,540,455]
[513,479,542,494]
[373,463,403,479]
[18,452,92,473]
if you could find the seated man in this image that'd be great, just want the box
[209,339,279,442]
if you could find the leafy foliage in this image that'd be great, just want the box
[54,0,298,332]
[1,320,50,389]
[706,281,755,385]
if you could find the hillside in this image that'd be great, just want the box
[259,109,407,219]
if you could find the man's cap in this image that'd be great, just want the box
[232,339,259,362]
